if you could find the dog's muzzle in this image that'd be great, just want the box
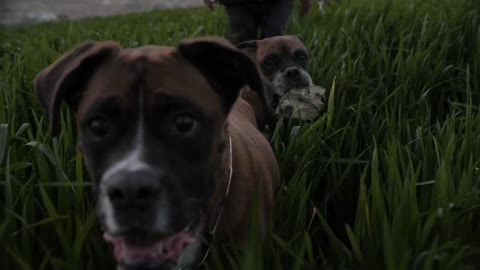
[99,169,204,269]
[273,66,313,96]
[106,170,163,210]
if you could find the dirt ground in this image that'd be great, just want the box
[0,0,203,25]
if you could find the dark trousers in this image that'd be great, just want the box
[224,0,293,43]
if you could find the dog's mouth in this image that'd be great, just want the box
[285,79,311,92]
[103,227,202,269]
[272,70,312,97]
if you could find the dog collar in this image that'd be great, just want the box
[181,135,233,269]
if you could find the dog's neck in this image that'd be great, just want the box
[206,126,233,230]
[211,133,233,234]
[187,128,231,268]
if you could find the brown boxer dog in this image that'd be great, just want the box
[34,37,280,270]
[237,35,313,108]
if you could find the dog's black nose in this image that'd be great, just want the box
[106,170,162,209]
[285,67,300,79]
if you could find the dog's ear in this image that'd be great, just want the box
[34,41,121,136]
[236,40,257,60]
[295,34,305,43]
[178,37,270,115]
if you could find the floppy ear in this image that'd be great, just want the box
[34,41,121,136]
[295,34,305,43]
[178,37,271,117]
[236,40,257,60]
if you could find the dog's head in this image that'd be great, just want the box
[238,35,312,100]
[34,37,265,269]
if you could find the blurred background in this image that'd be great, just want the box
[0,0,201,25]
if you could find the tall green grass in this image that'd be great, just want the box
[0,0,479,269]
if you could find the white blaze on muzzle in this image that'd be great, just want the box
[99,88,165,233]
[102,88,152,181]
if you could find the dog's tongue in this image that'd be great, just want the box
[103,230,195,263]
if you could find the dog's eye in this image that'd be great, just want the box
[173,114,197,134]
[264,58,274,66]
[296,53,307,61]
[263,55,278,66]
[88,118,111,139]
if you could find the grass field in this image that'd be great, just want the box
[0,0,479,269]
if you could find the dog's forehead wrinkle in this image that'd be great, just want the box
[121,46,172,59]
[130,56,148,78]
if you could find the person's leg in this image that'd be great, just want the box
[258,0,293,39]
[224,4,258,43]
